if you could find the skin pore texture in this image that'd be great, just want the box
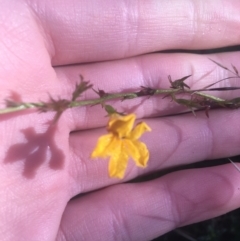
[1,0,240,240]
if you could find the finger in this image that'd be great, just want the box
[29,0,240,65]
[68,108,240,195]
[55,51,240,132]
[0,0,58,102]
[57,164,240,241]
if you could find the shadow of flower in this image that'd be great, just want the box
[4,125,65,178]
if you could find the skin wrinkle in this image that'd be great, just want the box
[163,2,193,45]
[164,183,190,229]
[133,212,174,240]
[192,0,201,44]
[123,0,140,59]
[68,134,88,195]
[131,182,176,239]
[123,182,175,240]
[28,0,73,64]
[20,0,240,66]
[67,205,92,241]
[70,129,110,193]
[211,110,240,158]
[111,208,130,241]
[74,84,89,128]
[56,164,240,241]
[166,114,214,163]
[168,170,234,227]
[188,57,214,89]
[156,181,180,230]
[0,24,32,69]
[201,115,214,161]
[85,197,117,240]
[169,1,194,42]
[1,4,51,72]
[176,114,213,162]
[57,222,72,241]
[183,55,228,92]
[191,1,226,46]
[107,186,141,241]
[27,2,56,59]
[155,118,182,169]
[132,56,152,118]
[67,145,83,194]
[172,190,203,226]
[136,53,163,91]
[55,229,67,241]
[110,0,144,59]
[211,56,237,100]
[69,102,88,132]
[129,54,190,117]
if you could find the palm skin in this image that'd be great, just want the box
[1,1,240,240]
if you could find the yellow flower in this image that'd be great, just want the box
[91,114,151,178]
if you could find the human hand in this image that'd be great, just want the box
[1,1,240,240]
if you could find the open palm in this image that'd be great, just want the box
[1,1,240,240]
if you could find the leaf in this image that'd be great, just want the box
[104,105,117,115]
[135,86,156,98]
[71,75,93,101]
[169,75,191,89]
[92,88,108,98]
[206,87,240,91]
[231,64,239,75]
[228,158,240,172]
[209,58,229,70]
[104,105,124,116]
[38,95,70,123]
[5,99,22,108]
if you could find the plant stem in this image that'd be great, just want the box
[0,86,237,115]
[0,103,44,114]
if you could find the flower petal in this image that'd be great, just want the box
[91,113,151,179]
[123,139,140,161]
[131,140,149,167]
[91,134,117,158]
[107,114,136,138]
[108,142,129,179]
[130,122,151,140]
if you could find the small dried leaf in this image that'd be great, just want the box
[206,87,240,91]
[92,88,108,98]
[225,97,240,109]
[122,95,135,100]
[169,75,191,90]
[104,105,116,115]
[104,105,124,116]
[5,99,22,108]
[231,64,239,75]
[209,58,229,70]
[38,96,70,123]
[202,78,227,90]
[38,95,70,121]
[136,86,156,97]
[71,75,93,101]
[228,158,240,172]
